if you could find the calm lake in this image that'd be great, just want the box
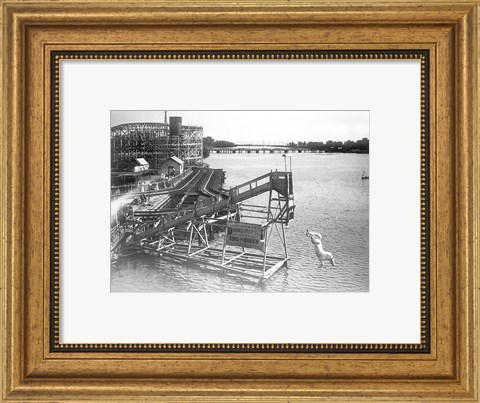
[111,152,369,292]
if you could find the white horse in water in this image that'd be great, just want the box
[306,230,336,267]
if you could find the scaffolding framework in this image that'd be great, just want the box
[126,170,295,285]
[111,122,203,169]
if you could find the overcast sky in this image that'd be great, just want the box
[111,110,369,143]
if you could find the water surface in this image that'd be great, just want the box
[111,153,369,292]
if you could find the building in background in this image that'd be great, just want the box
[160,155,184,177]
[124,157,150,172]
[111,116,203,170]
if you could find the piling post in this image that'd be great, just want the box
[187,222,194,255]
[221,197,232,266]
[282,223,288,259]
[202,216,209,248]
[262,223,271,276]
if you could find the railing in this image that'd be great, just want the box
[111,225,123,241]
[111,225,125,251]
[228,172,271,199]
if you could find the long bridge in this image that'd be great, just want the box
[211,145,317,154]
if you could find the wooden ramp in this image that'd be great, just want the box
[128,171,293,243]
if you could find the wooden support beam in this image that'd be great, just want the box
[263,258,288,280]
[188,246,210,257]
[222,251,246,266]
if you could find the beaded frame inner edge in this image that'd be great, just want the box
[50,50,430,353]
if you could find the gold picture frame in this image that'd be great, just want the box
[1,0,478,400]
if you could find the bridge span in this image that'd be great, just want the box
[211,145,315,154]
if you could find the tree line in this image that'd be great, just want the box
[287,138,369,153]
[202,137,236,158]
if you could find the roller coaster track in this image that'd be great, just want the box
[113,167,206,199]
[128,171,293,243]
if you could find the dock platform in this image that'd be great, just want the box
[113,168,295,286]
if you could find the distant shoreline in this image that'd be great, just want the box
[203,138,369,158]
[205,149,369,157]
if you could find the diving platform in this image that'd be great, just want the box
[136,244,288,286]
[115,169,295,285]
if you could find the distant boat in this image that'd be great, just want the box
[361,170,369,180]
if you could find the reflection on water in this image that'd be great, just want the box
[112,153,369,292]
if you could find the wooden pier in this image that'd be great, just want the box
[138,244,288,286]
[113,167,295,285]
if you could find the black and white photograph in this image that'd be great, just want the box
[111,110,369,292]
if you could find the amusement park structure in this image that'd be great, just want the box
[112,167,295,285]
[111,116,203,170]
